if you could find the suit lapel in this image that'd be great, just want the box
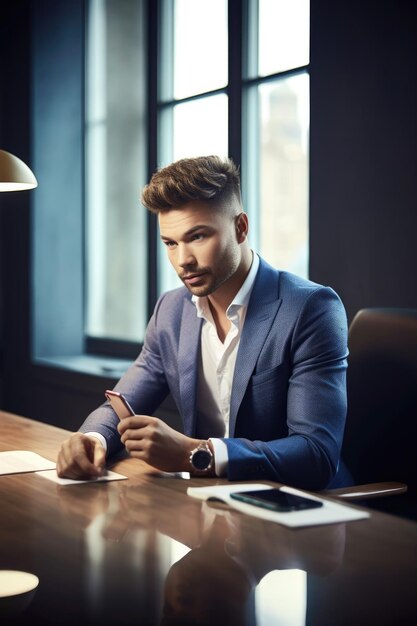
[229,261,282,435]
[178,295,202,436]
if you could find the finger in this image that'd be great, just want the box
[123,437,147,454]
[56,451,64,477]
[57,438,77,477]
[73,436,104,477]
[117,415,150,435]
[92,439,106,475]
[57,434,102,479]
[56,445,83,479]
[119,425,151,448]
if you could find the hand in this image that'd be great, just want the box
[56,432,106,479]
[117,415,201,473]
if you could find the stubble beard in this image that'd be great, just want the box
[178,239,242,298]
[180,258,240,299]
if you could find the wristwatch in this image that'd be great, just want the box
[189,441,214,472]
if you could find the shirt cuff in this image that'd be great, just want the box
[209,438,228,477]
[84,431,108,453]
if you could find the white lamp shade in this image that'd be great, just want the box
[0,149,38,191]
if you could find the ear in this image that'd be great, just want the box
[235,212,249,243]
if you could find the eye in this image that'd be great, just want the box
[191,233,205,242]
[163,240,177,249]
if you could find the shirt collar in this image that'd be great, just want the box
[192,251,260,320]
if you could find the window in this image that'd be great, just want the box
[85,0,310,348]
[243,0,310,278]
[158,0,229,292]
[85,0,148,343]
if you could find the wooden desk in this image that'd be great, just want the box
[1,411,417,626]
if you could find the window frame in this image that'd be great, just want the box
[84,0,310,360]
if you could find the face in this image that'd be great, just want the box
[158,200,248,301]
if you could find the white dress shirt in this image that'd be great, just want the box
[193,252,260,476]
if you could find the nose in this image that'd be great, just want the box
[177,243,196,268]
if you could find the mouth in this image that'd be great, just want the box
[181,272,207,285]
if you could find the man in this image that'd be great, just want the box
[57,155,350,489]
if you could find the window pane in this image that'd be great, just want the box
[258,0,310,76]
[173,94,228,161]
[161,0,228,100]
[86,0,147,342]
[158,94,229,294]
[247,74,309,278]
[158,93,229,169]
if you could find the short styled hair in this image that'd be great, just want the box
[141,155,242,213]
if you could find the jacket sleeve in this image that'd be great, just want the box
[224,287,349,490]
[79,294,170,457]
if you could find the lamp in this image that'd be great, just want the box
[0,149,37,192]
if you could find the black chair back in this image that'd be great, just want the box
[342,308,417,517]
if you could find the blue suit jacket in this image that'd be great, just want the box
[81,258,350,490]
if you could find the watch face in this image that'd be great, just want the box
[192,449,212,470]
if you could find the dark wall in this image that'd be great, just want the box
[1,1,417,427]
[310,0,417,322]
[0,2,33,414]
[0,0,114,427]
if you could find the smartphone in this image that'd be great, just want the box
[230,488,323,512]
[105,390,135,420]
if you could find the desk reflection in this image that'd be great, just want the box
[55,479,346,626]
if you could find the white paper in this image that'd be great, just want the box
[187,483,370,528]
[0,451,56,475]
[36,469,127,485]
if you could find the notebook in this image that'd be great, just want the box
[187,483,370,528]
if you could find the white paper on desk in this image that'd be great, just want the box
[187,483,370,528]
[36,469,127,485]
[0,450,56,475]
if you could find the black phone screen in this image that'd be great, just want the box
[230,489,323,512]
